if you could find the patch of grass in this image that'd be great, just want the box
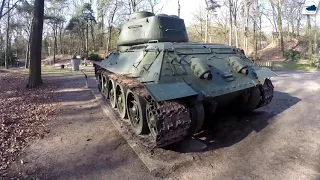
[272,60,318,71]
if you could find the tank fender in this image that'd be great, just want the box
[190,58,213,80]
[252,67,278,84]
[143,82,198,102]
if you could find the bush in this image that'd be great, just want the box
[0,50,17,66]
[284,49,303,61]
[88,52,103,61]
[310,53,319,67]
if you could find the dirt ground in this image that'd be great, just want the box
[4,69,320,180]
[7,73,157,180]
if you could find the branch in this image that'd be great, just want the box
[0,0,21,19]
[0,0,6,20]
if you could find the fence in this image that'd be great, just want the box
[254,61,275,70]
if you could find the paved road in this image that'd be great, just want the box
[167,71,320,180]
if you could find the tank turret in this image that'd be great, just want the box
[117,11,189,47]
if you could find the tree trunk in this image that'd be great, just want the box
[91,23,95,51]
[291,21,295,37]
[81,30,85,54]
[276,0,284,56]
[253,16,257,60]
[234,11,238,48]
[244,2,249,53]
[107,26,112,52]
[86,21,89,58]
[228,0,232,46]
[0,0,6,21]
[59,28,63,54]
[131,0,137,12]
[25,40,30,69]
[314,17,317,55]
[271,4,278,32]
[53,25,57,64]
[178,0,180,17]
[27,0,44,88]
[101,15,104,48]
[307,15,312,60]
[259,14,262,49]
[4,0,10,69]
[205,9,208,43]
[296,18,301,37]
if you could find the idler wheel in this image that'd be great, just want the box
[108,79,117,108]
[116,83,127,119]
[102,75,109,99]
[188,103,205,134]
[126,89,149,135]
[239,87,261,112]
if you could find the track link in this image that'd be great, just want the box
[95,65,191,149]
[257,78,274,108]
[146,99,191,148]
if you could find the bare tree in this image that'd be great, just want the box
[191,6,206,42]
[147,0,160,13]
[204,0,220,43]
[130,0,143,12]
[242,0,252,53]
[17,1,34,69]
[4,0,10,69]
[107,0,120,52]
[0,0,22,20]
[27,0,45,88]
[276,0,284,55]
[0,0,6,21]
[230,0,241,48]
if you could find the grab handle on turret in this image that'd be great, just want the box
[148,40,159,43]
[165,29,184,32]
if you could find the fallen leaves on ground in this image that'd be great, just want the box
[0,70,57,177]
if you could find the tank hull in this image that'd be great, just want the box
[92,42,276,148]
[92,11,276,148]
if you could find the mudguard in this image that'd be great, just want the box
[143,82,198,102]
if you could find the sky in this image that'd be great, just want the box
[154,0,206,26]
[153,0,275,32]
[151,0,319,34]
[75,0,318,34]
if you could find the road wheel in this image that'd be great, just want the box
[116,83,127,119]
[102,75,109,99]
[97,73,103,92]
[108,79,117,108]
[126,89,149,135]
[188,103,205,134]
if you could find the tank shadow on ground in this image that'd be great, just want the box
[165,91,301,153]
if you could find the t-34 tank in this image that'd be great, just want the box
[92,11,276,148]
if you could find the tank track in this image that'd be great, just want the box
[95,66,191,149]
[146,98,191,148]
[257,78,274,108]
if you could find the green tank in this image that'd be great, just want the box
[92,11,276,148]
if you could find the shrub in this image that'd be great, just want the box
[284,49,303,61]
[88,52,103,61]
[0,50,17,66]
